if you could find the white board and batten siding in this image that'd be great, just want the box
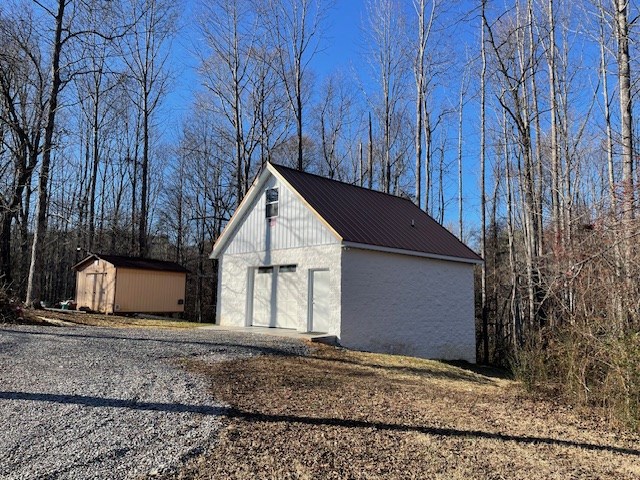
[224,175,336,255]
[217,174,341,335]
[340,247,476,362]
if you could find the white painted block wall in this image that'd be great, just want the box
[340,247,476,362]
[217,244,342,336]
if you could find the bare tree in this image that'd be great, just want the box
[313,72,354,179]
[457,62,470,240]
[25,0,67,306]
[74,11,120,252]
[412,0,437,207]
[614,0,634,230]
[364,0,410,194]
[0,9,46,287]
[198,0,260,205]
[261,0,330,171]
[119,0,175,257]
[480,0,488,362]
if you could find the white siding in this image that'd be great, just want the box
[217,244,342,335]
[340,247,476,362]
[224,175,337,255]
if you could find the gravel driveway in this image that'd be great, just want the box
[0,324,307,480]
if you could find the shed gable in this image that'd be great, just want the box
[222,173,338,256]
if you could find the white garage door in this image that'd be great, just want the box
[252,267,273,327]
[275,265,298,329]
[251,265,298,329]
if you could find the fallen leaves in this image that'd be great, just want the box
[169,344,640,479]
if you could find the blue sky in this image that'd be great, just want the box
[163,1,483,238]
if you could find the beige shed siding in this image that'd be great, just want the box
[113,269,186,313]
[74,259,117,313]
[225,174,337,255]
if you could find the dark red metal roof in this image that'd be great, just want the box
[272,164,482,262]
[73,254,189,273]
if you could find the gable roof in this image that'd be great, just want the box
[211,163,482,264]
[73,254,189,273]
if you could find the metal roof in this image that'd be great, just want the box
[73,254,189,273]
[271,164,482,263]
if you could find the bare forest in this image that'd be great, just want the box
[1,0,639,426]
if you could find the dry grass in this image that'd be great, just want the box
[31,309,213,329]
[172,345,640,480]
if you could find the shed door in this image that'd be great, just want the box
[89,273,106,312]
[252,267,274,327]
[309,269,330,333]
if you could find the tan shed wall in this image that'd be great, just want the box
[75,259,117,313]
[113,268,186,313]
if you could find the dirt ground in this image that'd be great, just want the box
[172,345,640,480]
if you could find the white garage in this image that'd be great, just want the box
[211,163,482,362]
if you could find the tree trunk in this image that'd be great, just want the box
[546,0,561,252]
[368,112,373,189]
[616,0,634,225]
[480,0,488,363]
[26,0,66,306]
[139,95,149,257]
[457,70,465,240]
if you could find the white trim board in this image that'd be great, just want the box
[342,242,484,265]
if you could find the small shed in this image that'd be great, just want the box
[211,163,483,362]
[72,254,188,314]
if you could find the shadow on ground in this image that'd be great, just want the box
[2,390,636,457]
[224,407,640,457]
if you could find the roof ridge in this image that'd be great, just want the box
[270,163,419,205]
[99,253,179,262]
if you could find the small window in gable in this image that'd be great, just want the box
[266,188,279,218]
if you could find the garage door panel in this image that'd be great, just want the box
[251,265,300,329]
[275,266,297,329]
[252,267,273,327]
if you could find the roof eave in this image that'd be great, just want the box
[342,241,484,265]
[71,253,100,271]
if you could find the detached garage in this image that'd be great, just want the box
[73,254,188,314]
[211,163,482,362]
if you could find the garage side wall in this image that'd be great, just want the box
[340,248,476,362]
[218,244,342,335]
[113,269,186,313]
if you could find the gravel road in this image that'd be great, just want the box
[0,324,307,480]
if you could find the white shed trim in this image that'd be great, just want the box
[342,242,484,265]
